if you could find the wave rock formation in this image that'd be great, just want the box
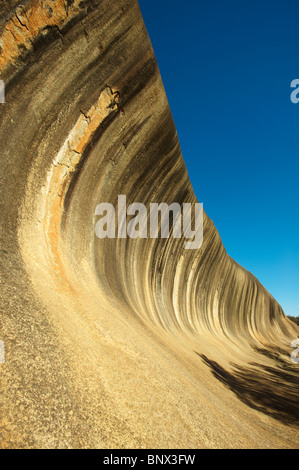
[0,0,298,449]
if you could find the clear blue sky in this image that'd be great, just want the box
[139,0,299,317]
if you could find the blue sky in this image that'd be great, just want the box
[138,0,299,317]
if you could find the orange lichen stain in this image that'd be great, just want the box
[0,0,82,72]
[43,166,74,292]
[43,87,120,290]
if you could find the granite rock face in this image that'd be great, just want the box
[0,0,298,449]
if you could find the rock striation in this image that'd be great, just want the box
[0,0,298,449]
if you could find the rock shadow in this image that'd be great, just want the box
[196,346,299,426]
